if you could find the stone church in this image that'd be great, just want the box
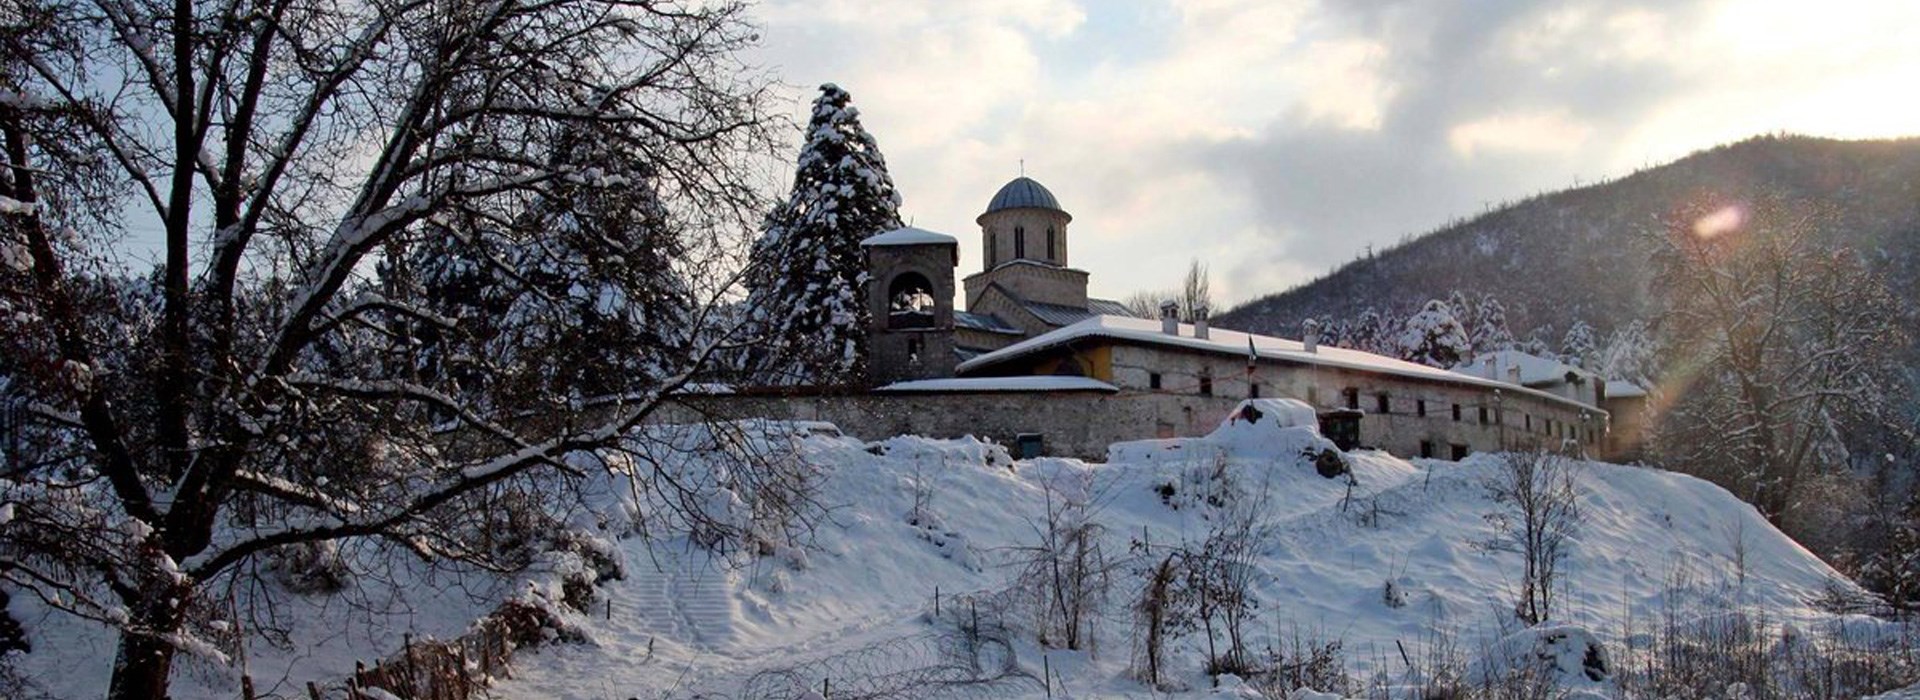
[854,175,1616,460]
[861,176,1137,384]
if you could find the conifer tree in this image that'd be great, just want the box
[1471,295,1518,357]
[745,84,905,385]
[1559,320,1598,368]
[394,125,692,404]
[1398,300,1471,368]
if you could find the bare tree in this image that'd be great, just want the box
[1479,450,1582,626]
[1645,193,1907,522]
[0,0,784,696]
[1121,258,1213,322]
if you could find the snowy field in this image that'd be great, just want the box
[12,402,1908,698]
[490,404,1890,699]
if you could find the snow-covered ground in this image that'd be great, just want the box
[10,402,1900,698]
[491,402,1878,699]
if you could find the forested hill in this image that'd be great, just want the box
[1216,134,1920,341]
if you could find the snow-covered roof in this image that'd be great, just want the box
[1605,379,1648,399]
[1456,350,1599,387]
[957,315,1604,414]
[860,226,957,247]
[874,376,1118,393]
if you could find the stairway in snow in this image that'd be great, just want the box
[619,548,740,653]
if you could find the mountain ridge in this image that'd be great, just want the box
[1217,134,1920,341]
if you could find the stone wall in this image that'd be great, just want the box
[963,260,1090,310]
[656,388,1242,460]
[978,207,1070,268]
[1102,345,1608,459]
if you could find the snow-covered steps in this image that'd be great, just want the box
[672,561,741,651]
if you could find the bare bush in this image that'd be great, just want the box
[1010,478,1114,652]
[1479,451,1582,626]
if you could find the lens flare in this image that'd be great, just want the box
[1692,205,1745,239]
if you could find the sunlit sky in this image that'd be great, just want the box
[749,0,1920,307]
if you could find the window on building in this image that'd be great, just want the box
[1343,387,1359,409]
[1524,414,1532,431]
[1375,393,1390,414]
[1308,386,1318,405]
[1149,372,1162,390]
[989,233,998,266]
[1199,373,1213,397]
[1046,227,1057,259]
[1419,441,1435,459]
[1452,403,1463,421]
[1451,443,1470,460]
[1015,226,1026,258]
[1478,406,1489,424]
[1416,399,1427,417]
[906,336,923,361]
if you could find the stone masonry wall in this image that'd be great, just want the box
[656,389,1242,460]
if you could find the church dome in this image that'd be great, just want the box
[983,176,1071,221]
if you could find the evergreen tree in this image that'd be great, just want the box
[1559,320,1598,368]
[1595,319,1654,387]
[1446,290,1478,341]
[1398,299,1470,368]
[745,84,905,385]
[1471,295,1518,357]
[396,124,692,404]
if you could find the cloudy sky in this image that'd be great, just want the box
[748,0,1920,307]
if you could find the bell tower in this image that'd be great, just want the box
[861,226,960,384]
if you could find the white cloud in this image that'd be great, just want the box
[1448,110,1594,159]
[748,0,1920,308]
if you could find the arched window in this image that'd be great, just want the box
[988,233,997,267]
[887,272,937,329]
[1014,226,1026,258]
[1046,227,1057,260]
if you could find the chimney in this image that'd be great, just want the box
[1193,304,1211,340]
[1160,300,1179,336]
[1507,365,1521,385]
[1302,318,1320,354]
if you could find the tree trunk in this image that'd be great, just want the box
[108,591,187,700]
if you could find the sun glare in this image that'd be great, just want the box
[1692,205,1744,239]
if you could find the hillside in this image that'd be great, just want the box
[489,414,1901,698]
[1216,135,1920,340]
[13,414,1912,698]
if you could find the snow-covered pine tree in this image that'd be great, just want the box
[745,84,905,385]
[1348,308,1389,355]
[1398,300,1470,368]
[1559,320,1597,368]
[1471,295,1518,358]
[395,124,692,405]
[1595,319,1654,387]
[1447,290,1478,342]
